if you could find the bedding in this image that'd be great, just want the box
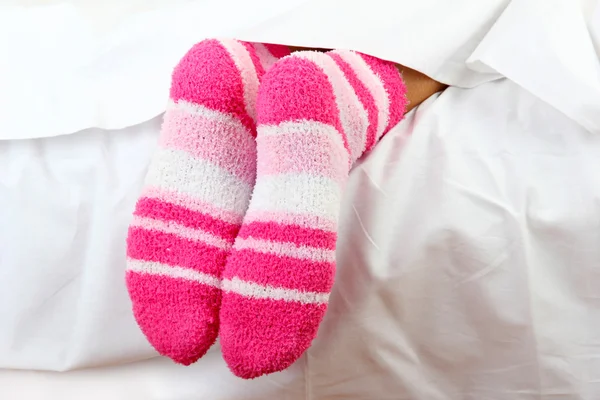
[3,80,600,400]
[1,0,600,398]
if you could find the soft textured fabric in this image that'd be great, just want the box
[125,39,289,365]
[220,49,407,378]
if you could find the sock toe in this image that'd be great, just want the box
[127,271,220,364]
[220,292,326,378]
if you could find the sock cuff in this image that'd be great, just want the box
[356,52,408,136]
[328,50,407,148]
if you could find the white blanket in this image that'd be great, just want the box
[2,0,599,140]
[1,0,600,399]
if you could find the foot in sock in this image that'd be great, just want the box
[125,39,289,365]
[219,49,407,378]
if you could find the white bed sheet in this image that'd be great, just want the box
[2,0,600,398]
[2,80,600,399]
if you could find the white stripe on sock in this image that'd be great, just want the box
[259,119,348,157]
[127,259,221,288]
[242,210,338,232]
[130,215,232,250]
[145,147,253,214]
[252,43,279,71]
[222,277,329,304]
[234,237,336,263]
[295,52,369,161]
[127,259,329,304]
[167,99,251,136]
[248,173,343,219]
[219,39,260,122]
[332,50,390,140]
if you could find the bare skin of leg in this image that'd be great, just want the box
[288,46,447,112]
[396,65,447,112]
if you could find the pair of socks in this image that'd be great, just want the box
[126,38,407,379]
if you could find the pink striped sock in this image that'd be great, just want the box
[219,50,407,378]
[125,39,289,365]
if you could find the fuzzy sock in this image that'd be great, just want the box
[219,49,408,378]
[125,39,289,365]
